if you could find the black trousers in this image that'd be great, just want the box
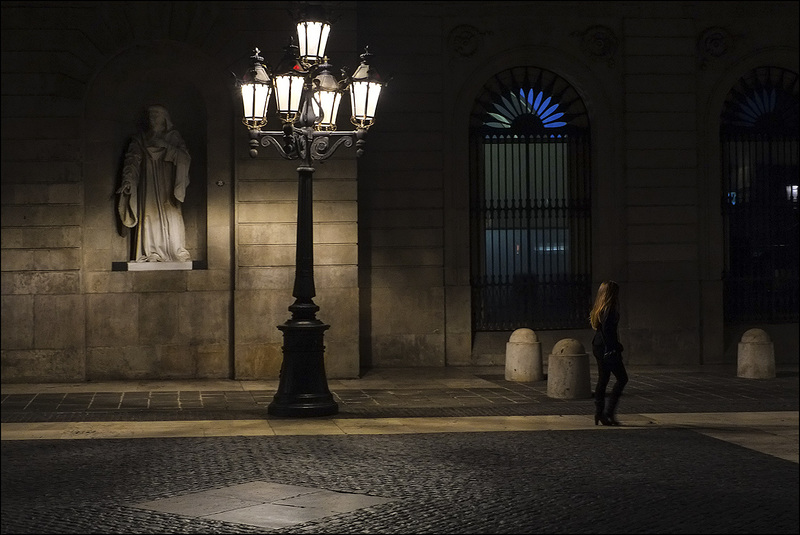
[593,346,629,413]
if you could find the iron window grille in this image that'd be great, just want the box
[721,66,799,324]
[470,67,592,331]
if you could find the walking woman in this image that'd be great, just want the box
[589,280,628,426]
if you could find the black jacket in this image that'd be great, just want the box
[592,309,622,353]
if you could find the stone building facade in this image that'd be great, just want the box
[1,1,797,382]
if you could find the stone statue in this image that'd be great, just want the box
[117,105,191,262]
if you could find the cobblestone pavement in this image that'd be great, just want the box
[2,366,798,534]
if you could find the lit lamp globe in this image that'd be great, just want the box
[239,48,272,129]
[296,5,330,65]
[311,59,345,130]
[273,40,306,128]
[349,48,383,130]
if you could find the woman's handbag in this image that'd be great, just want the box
[603,348,622,366]
[599,324,622,366]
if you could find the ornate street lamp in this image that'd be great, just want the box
[236,7,384,417]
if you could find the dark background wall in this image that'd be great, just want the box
[2,1,797,383]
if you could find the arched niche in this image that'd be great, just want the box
[696,48,799,363]
[83,40,230,268]
[442,43,622,364]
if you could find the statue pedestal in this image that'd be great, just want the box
[127,261,193,271]
[111,261,203,271]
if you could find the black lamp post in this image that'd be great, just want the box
[236,7,384,417]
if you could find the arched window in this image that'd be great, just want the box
[721,66,799,323]
[469,67,591,331]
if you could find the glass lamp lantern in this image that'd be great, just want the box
[273,41,307,124]
[349,48,383,129]
[240,48,272,129]
[296,5,330,65]
[311,60,344,131]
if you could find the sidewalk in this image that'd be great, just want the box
[2,365,798,462]
[3,365,798,417]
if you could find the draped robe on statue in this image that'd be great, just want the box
[118,128,191,263]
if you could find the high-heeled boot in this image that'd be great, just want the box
[605,394,621,426]
[594,399,611,426]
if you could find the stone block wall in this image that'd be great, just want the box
[1,1,797,383]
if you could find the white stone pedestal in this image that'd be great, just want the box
[546,338,591,399]
[737,328,776,379]
[505,328,543,382]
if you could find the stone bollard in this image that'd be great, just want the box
[737,328,776,379]
[505,328,543,382]
[546,338,591,399]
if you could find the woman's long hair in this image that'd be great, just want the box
[589,280,619,329]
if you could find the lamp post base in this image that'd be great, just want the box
[268,320,338,417]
